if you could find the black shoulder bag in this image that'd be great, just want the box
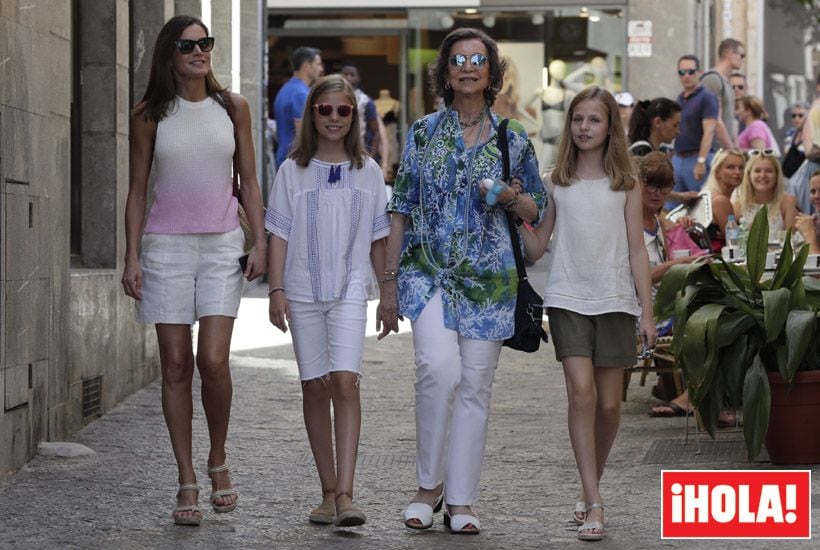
[497,119,549,352]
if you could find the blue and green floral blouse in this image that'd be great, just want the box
[388,109,546,340]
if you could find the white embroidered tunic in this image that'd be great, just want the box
[266,157,391,302]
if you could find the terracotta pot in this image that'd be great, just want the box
[765,370,820,465]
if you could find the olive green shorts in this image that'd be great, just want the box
[547,307,637,367]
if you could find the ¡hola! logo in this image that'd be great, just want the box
[661,470,811,539]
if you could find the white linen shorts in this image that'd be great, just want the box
[288,299,367,381]
[136,226,244,325]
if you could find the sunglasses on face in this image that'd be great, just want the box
[748,149,776,157]
[792,112,806,118]
[174,37,215,54]
[677,68,697,76]
[449,53,488,69]
[313,103,353,117]
[732,84,745,91]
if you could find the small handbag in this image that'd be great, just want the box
[497,119,549,352]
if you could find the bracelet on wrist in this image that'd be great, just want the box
[268,287,285,296]
[502,190,520,210]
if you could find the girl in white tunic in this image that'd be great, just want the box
[519,87,656,542]
[266,75,391,527]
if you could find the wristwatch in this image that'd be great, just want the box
[696,156,706,164]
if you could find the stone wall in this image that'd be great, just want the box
[0,0,264,480]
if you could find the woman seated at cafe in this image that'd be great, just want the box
[794,169,820,254]
[637,153,704,418]
[700,149,745,252]
[732,150,797,233]
[639,152,703,286]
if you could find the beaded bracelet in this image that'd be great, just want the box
[267,287,285,296]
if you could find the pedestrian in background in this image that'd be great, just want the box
[614,91,635,136]
[519,86,655,542]
[340,62,382,164]
[733,149,797,232]
[670,54,719,208]
[267,74,391,527]
[273,46,323,167]
[122,14,266,526]
[379,27,544,535]
[736,95,780,155]
[700,38,745,149]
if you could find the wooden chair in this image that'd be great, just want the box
[622,336,682,401]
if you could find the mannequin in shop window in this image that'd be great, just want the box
[526,59,572,172]
[493,56,539,136]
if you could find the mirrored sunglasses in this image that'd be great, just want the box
[748,149,776,157]
[313,103,353,117]
[677,68,697,76]
[174,37,215,54]
[449,53,488,69]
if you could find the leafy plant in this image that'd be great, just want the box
[654,206,820,461]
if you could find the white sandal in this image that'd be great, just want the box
[577,503,605,541]
[403,491,444,529]
[444,510,481,535]
[208,463,238,513]
[173,484,202,526]
[571,501,586,525]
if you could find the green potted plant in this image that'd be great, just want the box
[654,205,820,463]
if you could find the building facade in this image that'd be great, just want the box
[0,0,265,479]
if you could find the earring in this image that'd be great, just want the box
[445,82,451,90]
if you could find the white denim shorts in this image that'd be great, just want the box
[288,299,367,381]
[136,226,244,325]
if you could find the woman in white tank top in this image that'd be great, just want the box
[519,87,655,542]
[121,15,266,526]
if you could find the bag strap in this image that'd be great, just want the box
[223,94,241,203]
[496,118,527,282]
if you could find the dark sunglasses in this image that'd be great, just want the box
[677,68,697,76]
[791,112,806,118]
[175,37,215,54]
[732,84,746,90]
[449,53,488,69]
[313,103,353,117]
[748,149,775,157]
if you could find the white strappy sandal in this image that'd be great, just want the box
[208,463,238,513]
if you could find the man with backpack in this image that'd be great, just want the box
[700,38,745,149]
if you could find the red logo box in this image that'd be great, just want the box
[661,470,811,539]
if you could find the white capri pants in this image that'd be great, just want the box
[411,289,503,506]
[288,299,368,381]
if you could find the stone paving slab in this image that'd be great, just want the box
[1,329,818,549]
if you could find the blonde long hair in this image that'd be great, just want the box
[733,154,786,222]
[702,149,745,195]
[290,74,366,168]
[552,86,635,191]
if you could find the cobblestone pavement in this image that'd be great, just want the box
[1,282,818,549]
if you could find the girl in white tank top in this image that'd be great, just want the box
[517,87,656,542]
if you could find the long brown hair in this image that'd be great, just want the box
[552,86,635,191]
[290,75,366,168]
[133,15,230,122]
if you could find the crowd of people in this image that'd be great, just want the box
[121,15,820,543]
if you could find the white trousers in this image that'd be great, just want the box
[411,289,503,506]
